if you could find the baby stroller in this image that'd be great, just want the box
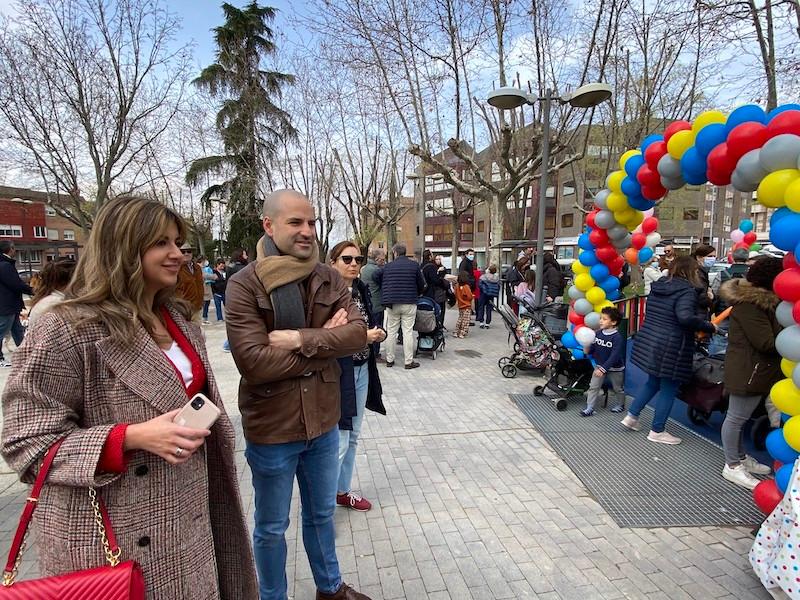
[497,304,560,379]
[532,345,596,411]
[414,296,445,360]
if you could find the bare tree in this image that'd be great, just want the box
[0,0,191,229]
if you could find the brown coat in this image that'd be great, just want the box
[1,306,257,600]
[225,262,367,444]
[175,262,204,312]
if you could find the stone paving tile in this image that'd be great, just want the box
[0,313,775,599]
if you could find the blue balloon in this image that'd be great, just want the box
[783,413,792,424]
[638,247,654,263]
[680,147,706,176]
[740,219,754,233]
[578,233,593,251]
[621,176,641,198]
[768,104,800,121]
[681,167,707,186]
[771,209,800,251]
[599,276,620,293]
[694,123,727,157]
[572,349,586,359]
[607,289,621,301]
[579,250,599,266]
[628,195,656,211]
[590,264,610,281]
[640,134,663,154]
[624,155,646,179]
[726,104,767,134]
[776,463,795,494]
[561,331,578,348]
[766,428,800,464]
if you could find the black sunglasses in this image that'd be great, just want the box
[181,250,192,254]
[340,255,364,265]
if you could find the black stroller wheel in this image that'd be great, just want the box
[498,357,511,368]
[513,342,520,353]
[554,397,568,411]
[750,415,771,451]
[501,364,517,378]
[687,406,710,425]
[533,385,545,397]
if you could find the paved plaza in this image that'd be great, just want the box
[0,310,773,599]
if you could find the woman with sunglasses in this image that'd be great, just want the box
[328,241,386,511]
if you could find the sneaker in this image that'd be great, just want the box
[621,414,640,431]
[202,320,210,325]
[479,323,485,329]
[609,404,625,413]
[405,361,420,370]
[386,361,394,368]
[336,492,372,512]
[722,463,760,490]
[222,341,231,353]
[647,430,682,445]
[0,359,11,368]
[580,408,595,417]
[741,455,772,475]
[484,324,490,329]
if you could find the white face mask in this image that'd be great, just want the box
[703,257,716,268]
[467,254,474,260]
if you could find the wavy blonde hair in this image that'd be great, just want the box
[60,196,192,341]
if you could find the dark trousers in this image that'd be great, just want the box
[476,295,495,324]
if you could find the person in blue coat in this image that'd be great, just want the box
[0,240,33,367]
[621,256,716,444]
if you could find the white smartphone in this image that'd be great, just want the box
[173,393,221,430]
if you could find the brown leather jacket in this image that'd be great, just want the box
[175,262,204,312]
[225,262,367,444]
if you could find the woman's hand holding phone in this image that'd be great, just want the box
[124,410,210,465]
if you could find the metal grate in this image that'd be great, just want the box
[511,393,765,528]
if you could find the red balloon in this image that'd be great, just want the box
[644,141,668,169]
[773,268,800,302]
[766,110,800,139]
[609,258,624,277]
[753,479,784,515]
[663,120,692,143]
[586,210,598,230]
[596,245,618,264]
[637,164,661,187]
[641,183,667,200]
[707,168,732,186]
[569,311,585,326]
[641,217,659,234]
[727,122,768,162]
[589,229,609,246]
[631,233,647,250]
[773,460,784,472]
[743,232,757,245]
[707,143,736,175]
[784,252,798,270]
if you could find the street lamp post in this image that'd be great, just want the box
[487,82,612,304]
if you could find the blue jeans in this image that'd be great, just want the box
[202,300,211,320]
[213,292,224,321]
[628,374,681,433]
[246,427,342,600]
[338,362,369,493]
[0,313,24,360]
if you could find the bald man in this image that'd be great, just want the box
[225,190,371,600]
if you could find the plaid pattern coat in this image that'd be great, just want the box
[1,305,257,599]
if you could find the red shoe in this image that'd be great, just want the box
[336,491,372,512]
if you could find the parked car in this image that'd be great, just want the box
[17,269,39,285]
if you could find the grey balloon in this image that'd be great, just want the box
[776,326,800,362]
[584,311,601,329]
[608,224,628,240]
[568,286,585,300]
[793,363,800,390]
[595,210,616,229]
[612,233,632,249]
[760,134,800,172]
[736,149,767,187]
[573,298,593,316]
[731,170,759,193]
[594,189,610,210]
[777,301,797,328]
[657,154,682,179]
[660,175,684,190]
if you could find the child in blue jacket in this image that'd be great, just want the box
[581,306,625,416]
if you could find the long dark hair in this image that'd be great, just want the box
[668,255,701,286]
[32,259,76,307]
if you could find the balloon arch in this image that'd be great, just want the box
[561,103,800,514]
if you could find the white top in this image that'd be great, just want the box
[163,341,193,389]
[28,290,65,326]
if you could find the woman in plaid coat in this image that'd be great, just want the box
[1,197,257,599]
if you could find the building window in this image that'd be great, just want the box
[477,220,485,233]
[33,226,46,238]
[561,214,574,228]
[44,207,56,217]
[683,208,699,221]
[65,253,75,260]
[462,222,473,234]
[17,250,42,264]
[0,225,22,237]
[48,229,59,240]
[63,229,75,241]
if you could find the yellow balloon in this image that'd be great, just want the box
[606,192,629,212]
[783,415,800,452]
[596,300,615,311]
[606,170,626,193]
[585,286,607,305]
[667,129,695,159]
[770,378,800,416]
[627,211,644,230]
[574,273,595,292]
[784,177,800,212]
[781,358,797,379]
[691,110,726,134]
[615,208,637,224]
[619,150,641,171]
[759,169,800,208]
[572,260,590,274]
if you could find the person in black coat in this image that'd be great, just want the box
[541,252,565,299]
[622,256,715,445]
[329,241,387,512]
[421,250,449,326]
[692,244,717,319]
[458,249,476,291]
[222,249,248,352]
[0,241,33,367]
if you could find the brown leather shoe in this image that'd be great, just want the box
[316,583,372,600]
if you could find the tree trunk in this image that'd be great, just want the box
[451,213,461,271]
[488,196,504,268]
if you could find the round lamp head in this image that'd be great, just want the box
[487,87,530,110]
[564,83,612,108]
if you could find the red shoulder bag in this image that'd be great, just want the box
[0,438,145,599]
